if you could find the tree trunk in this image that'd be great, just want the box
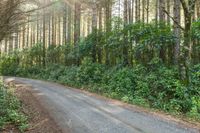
[179,0,196,83]
[167,0,171,24]
[26,16,30,47]
[155,0,158,24]
[142,0,145,23]
[146,0,149,23]
[74,2,81,65]
[92,4,97,63]
[123,0,129,66]
[159,0,166,63]
[42,3,46,67]
[67,6,72,45]
[98,7,102,63]
[63,3,67,45]
[105,0,111,65]
[173,0,181,65]
[197,0,200,17]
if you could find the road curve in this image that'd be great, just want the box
[3,77,199,133]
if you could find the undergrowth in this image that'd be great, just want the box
[0,81,28,132]
[1,58,199,121]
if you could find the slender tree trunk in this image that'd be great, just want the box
[26,16,30,47]
[174,0,181,65]
[4,38,8,54]
[48,13,51,46]
[63,3,67,45]
[15,31,19,50]
[58,14,61,45]
[52,10,55,45]
[159,0,166,63]
[42,4,46,67]
[128,0,132,23]
[146,0,149,23]
[22,25,26,48]
[167,0,171,24]
[74,2,81,65]
[179,0,196,83]
[155,0,159,24]
[142,0,145,23]
[123,0,129,66]
[197,0,200,17]
[105,0,111,65]
[92,4,97,63]
[67,6,72,45]
[132,0,135,22]
[135,0,138,21]
[36,12,39,43]
[98,7,102,63]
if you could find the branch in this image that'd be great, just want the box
[20,1,59,14]
[163,10,185,31]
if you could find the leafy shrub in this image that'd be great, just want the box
[102,68,136,100]
[76,58,106,85]
[0,55,19,76]
[58,66,79,86]
[0,82,28,132]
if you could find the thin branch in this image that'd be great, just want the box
[163,10,185,31]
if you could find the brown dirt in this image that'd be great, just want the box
[2,81,63,133]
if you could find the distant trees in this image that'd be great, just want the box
[1,0,200,83]
[0,0,24,42]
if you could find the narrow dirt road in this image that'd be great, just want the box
[4,77,200,133]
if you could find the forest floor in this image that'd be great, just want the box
[3,79,63,133]
[3,77,200,133]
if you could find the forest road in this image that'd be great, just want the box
[3,77,200,133]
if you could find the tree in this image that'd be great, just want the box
[123,0,129,66]
[173,0,181,65]
[179,0,196,83]
[197,0,200,18]
[0,0,24,42]
[92,2,97,63]
[74,2,81,65]
[159,0,166,63]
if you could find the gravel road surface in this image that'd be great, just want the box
[3,77,199,133]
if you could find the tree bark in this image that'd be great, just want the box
[74,2,81,65]
[173,0,181,65]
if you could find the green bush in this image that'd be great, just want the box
[0,82,28,132]
[76,58,106,85]
[101,68,136,100]
[0,55,19,76]
[58,66,79,86]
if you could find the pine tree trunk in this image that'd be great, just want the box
[123,0,129,66]
[42,1,46,67]
[92,4,97,63]
[159,0,166,63]
[173,0,181,65]
[146,0,149,23]
[98,7,102,63]
[67,6,72,45]
[74,2,81,65]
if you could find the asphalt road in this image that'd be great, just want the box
[4,77,200,133]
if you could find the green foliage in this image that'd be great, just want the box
[0,21,199,121]
[58,66,79,86]
[76,58,106,85]
[0,53,19,76]
[101,67,136,99]
[192,19,200,40]
[0,82,28,132]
